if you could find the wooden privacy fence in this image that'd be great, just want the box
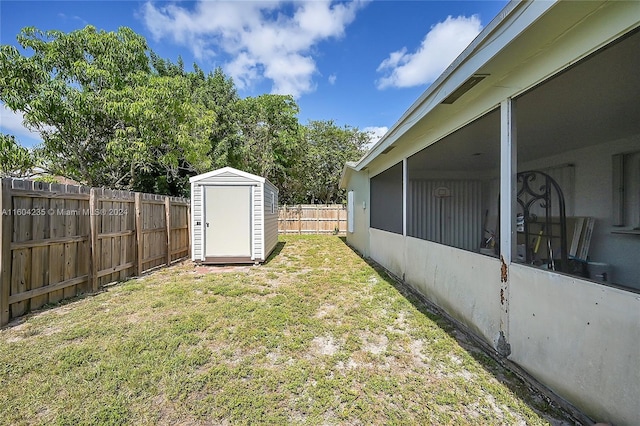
[0,179,190,326]
[278,204,346,235]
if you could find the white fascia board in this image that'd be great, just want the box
[339,161,358,189]
[354,0,557,171]
[189,166,266,184]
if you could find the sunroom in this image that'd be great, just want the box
[405,25,640,292]
[342,2,640,424]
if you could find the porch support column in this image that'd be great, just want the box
[498,97,517,357]
[402,158,408,237]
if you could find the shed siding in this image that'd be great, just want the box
[263,181,279,259]
[253,184,263,260]
[192,183,203,260]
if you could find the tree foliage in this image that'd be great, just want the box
[302,120,368,204]
[236,94,306,203]
[0,134,35,178]
[0,25,369,200]
[0,26,149,187]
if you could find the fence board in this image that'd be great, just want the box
[30,195,48,309]
[0,178,190,325]
[278,204,347,235]
[1,180,13,324]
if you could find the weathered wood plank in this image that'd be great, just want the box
[0,180,13,325]
[11,235,89,249]
[142,253,166,265]
[77,197,90,293]
[9,275,88,304]
[165,197,171,266]
[170,247,189,256]
[96,261,134,278]
[89,188,99,293]
[135,192,143,276]
[97,230,135,239]
[141,226,166,235]
[8,189,89,200]
[10,249,31,317]
[63,197,79,299]
[47,192,66,304]
[186,202,191,259]
[101,197,113,286]
[11,189,33,316]
[30,195,49,309]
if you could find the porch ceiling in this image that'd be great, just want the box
[409,28,640,173]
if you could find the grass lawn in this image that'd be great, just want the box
[0,235,574,425]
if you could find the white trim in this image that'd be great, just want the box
[197,182,259,187]
[500,98,517,265]
[347,191,354,233]
[259,184,267,260]
[402,158,408,237]
[190,182,196,261]
[499,97,516,344]
[200,184,205,261]
[189,166,266,184]
[251,185,256,261]
[271,191,275,215]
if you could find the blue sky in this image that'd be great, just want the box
[0,0,508,147]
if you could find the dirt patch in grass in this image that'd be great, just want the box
[0,235,578,425]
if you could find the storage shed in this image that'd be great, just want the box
[190,167,279,264]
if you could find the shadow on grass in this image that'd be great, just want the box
[337,236,581,424]
[263,241,286,265]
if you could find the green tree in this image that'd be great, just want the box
[302,120,368,203]
[105,73,215,195]
[0,26,218,196]
[237,94,305,203]
[0,134,35,178]
[0,26,150,187]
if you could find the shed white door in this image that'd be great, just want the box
[204,185,252,257]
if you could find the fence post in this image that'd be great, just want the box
[282,204,286,235]
[89,187,99,293]
[316,205,320,234]
[135,193,143,275]
[298,205,302,235]
[0,179,13,325]
[165,197,171,266]
[186,201,191,259]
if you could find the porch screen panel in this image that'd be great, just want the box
[408,179,483,252]
[370,162,403,234]
[528,164,576,217]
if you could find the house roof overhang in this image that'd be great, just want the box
[339,161,358,189]
[353,0,542,172]
[350,0,638,173]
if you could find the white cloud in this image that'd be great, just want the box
[58,13,88,26]
[328,74,337,85]
[142,0,366,98]
[376,15,482,89]
[363,126,388,149]
[0,103,43,144]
